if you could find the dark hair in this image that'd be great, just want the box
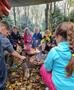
[0,20,10,30]
[12,26,19,30]
[55,23,67,40]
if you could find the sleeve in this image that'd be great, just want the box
[18,32,21,40]
[39,33,42,40]
[32,34,35,39]
[41,34,42,39]
[2,38,14,53]
[24,33,28,43]
[44,48,55,71]
[28,34,32,43]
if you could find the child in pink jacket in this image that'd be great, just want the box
[24,27,32,51]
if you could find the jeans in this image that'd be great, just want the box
[0,87,5,90]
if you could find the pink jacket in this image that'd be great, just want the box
[24,33,32,50]
[24,33,32,45]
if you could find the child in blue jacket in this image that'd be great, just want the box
[32,27,42,48]
[40,22,74,90]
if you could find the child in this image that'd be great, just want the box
[10,26,21,50]
[41,30,52,53]
[40,22,74,90]
[24,27,32,51]
[32,27,42,48]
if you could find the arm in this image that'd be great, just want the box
[11,51,25,60]
[39,33,42,40]
[44,48,55,71]
[40,34,42,40]
[2,38,26,60]
[24,33,27,43]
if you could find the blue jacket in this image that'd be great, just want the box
[44,41,74,90]
[0,34,14,89]
[32,33,42,48]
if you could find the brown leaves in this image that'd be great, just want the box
[6,54,45,90]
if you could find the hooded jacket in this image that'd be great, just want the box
[44,41,74,90]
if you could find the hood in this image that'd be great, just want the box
[55,41,72,60]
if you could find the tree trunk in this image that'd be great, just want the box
[23,7,27,26]
[67,0,71,22]
[45,3,49,30]
[17,7,21,29]
[13,7,16,25]
[49,2,53,30]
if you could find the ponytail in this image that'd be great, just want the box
[55,22,74,77]
[63,22,74,77]
[65,55,74,77]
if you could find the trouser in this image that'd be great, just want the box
[40,65,56,90]
[0,87,5,90]
[0,84,6,90]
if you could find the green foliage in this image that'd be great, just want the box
[40,20,46,31]
[63,15,69,22]
[68,0,74,6]
[2,16,14,27]
[20,15,34,32]
[69,9,74,22]
[49,6,64,31]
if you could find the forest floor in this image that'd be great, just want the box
[6,54,46,90]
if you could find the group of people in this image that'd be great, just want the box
[7,26,42,52]
[0,20,74,90]
[23,26,42,51]
[8,25,56,54]
[23,27,57,53]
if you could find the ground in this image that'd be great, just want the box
[6,53,47,90]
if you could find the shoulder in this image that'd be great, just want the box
[0,36,8,41]
[33,33,36,37]
[50,46,58,52]
[48,46,58,56]
[39,33,42,35]
[1,37,10,44]
[29,33,32,36]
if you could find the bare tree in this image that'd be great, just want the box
[30,5,44,26]
[45,3,49,29]
[13,7,16,25]
[16,7,21,28]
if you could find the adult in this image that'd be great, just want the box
[0,20,25,90]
